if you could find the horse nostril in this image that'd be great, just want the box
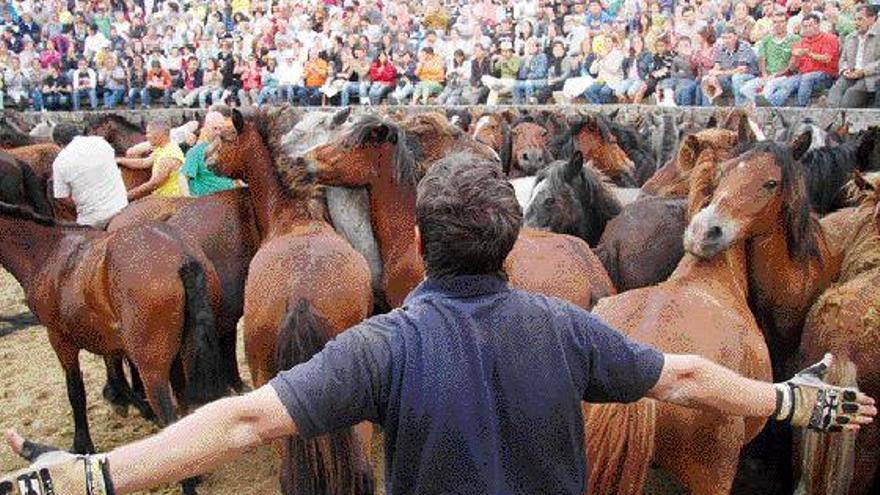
[706,225,722,241]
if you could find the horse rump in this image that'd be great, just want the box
[585,399,657,495]
[178,257,227,405]
[276,299,374,495]
[795,355,859,495]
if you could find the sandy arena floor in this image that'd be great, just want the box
[0,268,282,494]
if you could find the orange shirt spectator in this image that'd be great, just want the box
[146,65,172,89]
[304,57,329,88]
[416,52,445,82]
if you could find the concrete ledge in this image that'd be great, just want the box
[7,104,878,133]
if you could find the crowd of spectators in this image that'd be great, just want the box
[1,0,879,111]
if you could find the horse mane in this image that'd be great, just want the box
[605,120,654,182]
[740,141,823,262]
[85,113,144,133]
[342,114,425,187]
[0,200,89,229]
[577,163,623,243]
[247,108,325,219]
[798,140,862,214]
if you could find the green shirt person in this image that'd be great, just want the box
[180,111,237,197]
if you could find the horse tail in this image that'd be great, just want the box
[178,256,226,404]
[795,355,858,495]
[585,399,657,495]
[19,161,53,217]
[276,299,374,495]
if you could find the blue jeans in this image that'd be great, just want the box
[296,86,322,106]
[731,73,757,106]
[666,78,697,106]
[739,76,767,104]
[255,86,277,106]
[368,83,393,105]
[340,81,368,106]
[72,88,98,110]
[513,79,547,103]
[128,87,147,108]
[31,90,44,111]
[144,87,171,107]
[45,93,68,110]
[585,82,614,104]
[103,88,125,109]
[764,72,832,107]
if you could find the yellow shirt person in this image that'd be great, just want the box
[118,120,189,201]
[150,140,186,197]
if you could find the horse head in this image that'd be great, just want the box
[686,141,819,263]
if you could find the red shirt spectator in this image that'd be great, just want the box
[793,26,839,76]
[369,57,398,86]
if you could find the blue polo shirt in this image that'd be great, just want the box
[270,274,664,495]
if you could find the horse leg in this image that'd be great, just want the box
[220,318,247,394]
[102,355,131,417]
[65,360,95,454]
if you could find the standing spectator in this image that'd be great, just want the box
[437,49,470,105]
[70,57,98,111]
[173,56,206,108]
[368,51,398,105]
[412,45,446,104]
[98,54,127,109]
[300,48,330,106]
[828,4,880,108]
[41,64,69,110]
[237,54,262,106]
[127,55,148,110]
[739,8,799,105]
[699,27,758,105]
[145,58,172,108]
[513,38,548,104]
[763,14,839,107]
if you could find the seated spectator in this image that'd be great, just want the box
[340,44,370,106]
[513,38,548,104]
[664,37,699,106]
[368,51,398,105]
[198,58,224,109]
[763,14,839,107]
[127,55,148,110]
[256,57,279,106]
[300,49,330,106]
[173,56,205,108]
[584,33,625,104]
[738,8,799,106]
[237,54,261,106]
[181,112,238,197]
[699,27,758,105]
[730,2,756,40]
[2,56,29,109]
[41,64,69,111]
[647,37,675,105]
[26,58,44,111]
[483,40,521,105]
[70,57,98,111]
[390,50,419,105]
[413,46,445,104]
[98,54,127,109]
[617,36,653,105]
[145,58,173,108]
[537,40,577,104]
[828,4,880,108]
[437,49,469,105]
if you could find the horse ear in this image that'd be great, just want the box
[852,170,874,193]
[231,109,245,134]
[565,152,584,182]
[790,130,812,161]
[331,107,351,128]
[608,108,620,122]
[736,114,756,147]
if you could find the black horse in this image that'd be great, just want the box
[0,151,53,216]
[523,151,622,247]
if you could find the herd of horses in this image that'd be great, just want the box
[0,105,878,495]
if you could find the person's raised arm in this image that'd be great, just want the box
[126,157,172,200]
[648,353,876,430]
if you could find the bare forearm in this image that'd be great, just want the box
[108,387,291,493]
[649,354,776,418]
[117,157,150,169]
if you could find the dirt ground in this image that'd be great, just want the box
[0,268,282,495]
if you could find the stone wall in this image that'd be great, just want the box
[12,105,879,133]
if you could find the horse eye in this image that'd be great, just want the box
[763,180,778,190]
[543,197,555,207]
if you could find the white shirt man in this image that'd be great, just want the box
[52,136,128,228]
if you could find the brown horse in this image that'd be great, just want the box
[205,108,374,495]
[0,203,226,495]
[302,112,614,310]
[546,113,637,187]
[509,120,553,177]
[86,113,148,155]
[472,112,514,175]
[796,176,880,495]
[585,144,828,495]
[640,128,741,198]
